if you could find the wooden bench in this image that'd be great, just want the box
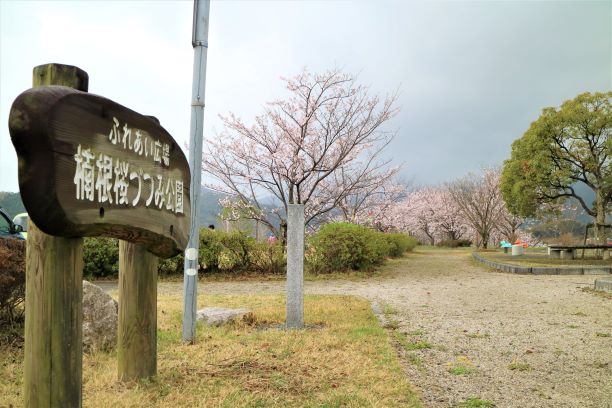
[548,245,611,260]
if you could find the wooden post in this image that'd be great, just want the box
[24,63,88,407]
[118,241,158,380]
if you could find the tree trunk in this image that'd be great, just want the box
[424,231,434,246]
[481,231,489,249]
[280,221,288,247]
[594,190,606,245]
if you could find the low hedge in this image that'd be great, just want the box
[83,230,286,278]
[306,223,417,274]
[384,233,418,257]
[436,239,472,248]
[78,224,417,278]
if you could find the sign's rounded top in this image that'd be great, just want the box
[9,85,191,258]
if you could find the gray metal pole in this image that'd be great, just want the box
[183,0,210,343]
[286,204,305,329]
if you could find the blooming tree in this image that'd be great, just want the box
[333,165,406,229]
[447,168,506,248]
[204,69,398,241]
[386,186,467,244]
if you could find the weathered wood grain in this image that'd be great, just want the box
[23,64,88,408]
[117,241,159,380]
[24,222,84,407]
[9,86,191,258]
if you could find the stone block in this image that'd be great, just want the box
[559,268,583,275]
[532,267,559,275]
[512,266,532,274]
[594,278,612,293]
[196,307,252,326]
[583,268,611,276]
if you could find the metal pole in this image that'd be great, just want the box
[183,0,210,343]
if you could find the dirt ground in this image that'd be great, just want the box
[97,248,612,408]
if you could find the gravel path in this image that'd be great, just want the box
[96,249,612,408]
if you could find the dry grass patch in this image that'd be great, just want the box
[0,294,421,407]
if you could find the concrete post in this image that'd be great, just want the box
[286,204,304,329]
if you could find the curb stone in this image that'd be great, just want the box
[472,253,612,276]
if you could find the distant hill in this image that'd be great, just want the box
[0,192,26,218]
[197,187,224,228]
[0,187,270,230]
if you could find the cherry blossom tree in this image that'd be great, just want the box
[447,168,505,248]
[433,187,468,241]
[390,187,439,244]
[204,69,398,242]
[333,166,406,229]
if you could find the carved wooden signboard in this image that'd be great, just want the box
[9,86,190,257]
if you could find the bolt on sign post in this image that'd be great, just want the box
[9,63,190,406]
[183,0,210,343]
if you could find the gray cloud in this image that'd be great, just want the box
[1,0,609,192]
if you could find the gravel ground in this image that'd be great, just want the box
[96,249,612,408]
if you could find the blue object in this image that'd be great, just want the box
[500,240,513,248]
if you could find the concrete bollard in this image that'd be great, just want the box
[511,244,524,256]
[286,204,305,329]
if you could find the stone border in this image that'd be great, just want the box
[472,253,612,276]
[594,278,612,293]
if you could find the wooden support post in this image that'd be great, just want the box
[118,241,158,380]
[24,63,87,408]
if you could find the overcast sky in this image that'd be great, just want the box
[1,0,610,193]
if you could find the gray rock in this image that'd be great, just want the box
[82,280,118,353]
[196,307,252,326]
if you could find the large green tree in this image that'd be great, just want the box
[501,92,611,242]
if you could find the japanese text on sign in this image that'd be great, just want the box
[72,118,184,214]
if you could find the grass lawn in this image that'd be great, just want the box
[474,248,611,267]
[0,294,422,408]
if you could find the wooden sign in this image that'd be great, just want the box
[9,86,190,258]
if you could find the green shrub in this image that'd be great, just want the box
[437,239,472,248]
[198,229,256,273]
[307,223,391,274]
[250,241,286,274]
[0,238,25,324]
[158,252,184,275]
[83,237,119,278]
[384,233,418,257]
[198,228,225,271]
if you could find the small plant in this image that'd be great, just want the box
[404,340,432,350]
[566,324,579,329]
[394,331,433,351]
[405,352,423,368]
[595,332,610,338]
[447,356,474,375]
[457,397,495,407]
[384,320,400,330]
[381,303,398,316]
[466,331,490,339]
[508,358,532,371]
